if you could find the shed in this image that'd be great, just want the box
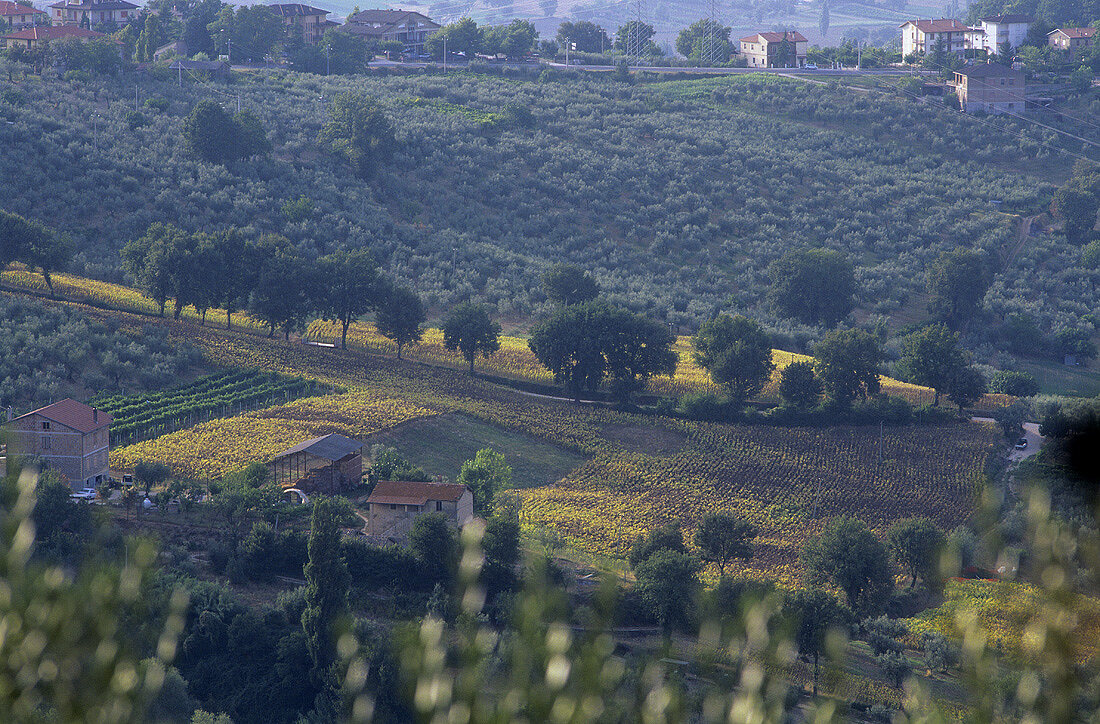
[365,480,474,542]
[269,433,363,493]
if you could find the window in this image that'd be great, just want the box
[436,501,443,511]
[389,503,397,510]
[41,437,51,450]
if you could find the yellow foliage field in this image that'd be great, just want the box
[111,391,437,479]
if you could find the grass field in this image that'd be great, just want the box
[364,412,587,489]
[1017,358,1100,397]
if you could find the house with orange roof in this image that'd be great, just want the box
[6,399,112,489]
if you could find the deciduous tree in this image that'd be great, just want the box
[634,549,700,634]
[813,328,883,405]
[895,323,965,406]
[691,314,774,408]
[927,249,990,329]
[457,448,512,516]
[778,360,823,409]
[541,263,599,306]
[442,302,501,374]
[782,588,851,695]
[316,249,381,349]
[768,248,856,327]
[318,92,396,180]
[375,283,425,359]
[801,516,893,616]
[694,512,755,574]
[886,517,945,590]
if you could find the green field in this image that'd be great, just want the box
[1018,358,1100,397]
[364,412,587,488]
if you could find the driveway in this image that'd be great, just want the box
[972,418,1043,461]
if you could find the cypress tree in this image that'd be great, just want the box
[301,498,351,688]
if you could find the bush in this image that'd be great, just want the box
[989,369,1039,397]
[677,391,732,422]
[126,111,149,130]
[144,96,170,112]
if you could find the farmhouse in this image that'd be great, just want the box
[269,3,331,45]
[0,1,48,29]
[365,480,474,542]
[49,0,138,27]
[900,19,968,58]
[1,24,103,49]
[953,62,1026,115]
[6,399,111,490]
[738,31,807,68]
[269,433,363,493]
[342,9,440,54]
[1049,27,1097,54]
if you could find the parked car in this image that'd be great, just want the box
[804,63,818,70]
[1014,437,1028,450]
[70,486,98,501]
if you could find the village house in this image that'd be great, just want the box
[6,399,111,490]
[0,1,49,29]
[365,480,474,542]
[1048,27,1097,54]
[269,3,331,45]
[269,433,363,493]
[966,15,1033,55]
[342,9,439,54]
[737,30,808,68]
[50,0,137,27]
[900,19,968,58]
[1,23,102,49]
[953,62,1026,115]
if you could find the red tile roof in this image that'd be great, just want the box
[1051,27,1097,38]
[903,19,968,33]
[2,25,103,40]
[367,480,468,506]
[0,1,47,16]
[13,398,111,433]
[740,31,808,43]
[268,3,329,17]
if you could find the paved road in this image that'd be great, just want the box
[369,58,930,77]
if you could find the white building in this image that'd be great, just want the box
[900,19,968,58]
[968,14,1034,55]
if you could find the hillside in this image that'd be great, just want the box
[3,69,1095,354]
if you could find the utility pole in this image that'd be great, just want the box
[325,43,330,75]
[565,37,569,66]
[134,86,139,111]
[178,62,182,87]
[443,33,447,73]
[236,92,240,113]
[92,113,98,151]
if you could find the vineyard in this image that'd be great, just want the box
[92,306,1002,578]
[94,369,332,446]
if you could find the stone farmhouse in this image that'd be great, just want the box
[365,480,474,543]
[1049,27,1097,55]
[953,62,1026,115]
[6,398,111,490]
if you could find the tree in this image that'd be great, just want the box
[408,512,458,585]
[232,109,271,160]
[691,314,775,408]
[634,550,700,634]
[896,323,965,406]
[778,360,823,409]
[992,399,1031,440]
[629,523,686,569]
[210,227,250,329]
[927,249,990,329]
[136,12,162,62]
[301,497,351,690]
[801,516,893,616]
[541,263,599,306]
[183,100,237,164]
[134,460,172,497]
[989,370,1039,397]
[375,283,425,359]
[555,20,610,53]
[676,19,732,63]
[782,588,851,695]
[483,19,538,58]
[694,512,755,575]
[481,514,521,599]
[425,17,482,57]
[1052,186,1098,244]
[767,248,856,327]
[947,365,987,411]
[121,223,191,316]
[886,517,946,590]
[248,237,315,339]
[614,20,658,55]
[529,301,676,402]
[316,249,381,349]
[457,448,512,516]
[442,302,501,374]
[0,210,71,293]
[318,91,396,180]
[813,328,883,406]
